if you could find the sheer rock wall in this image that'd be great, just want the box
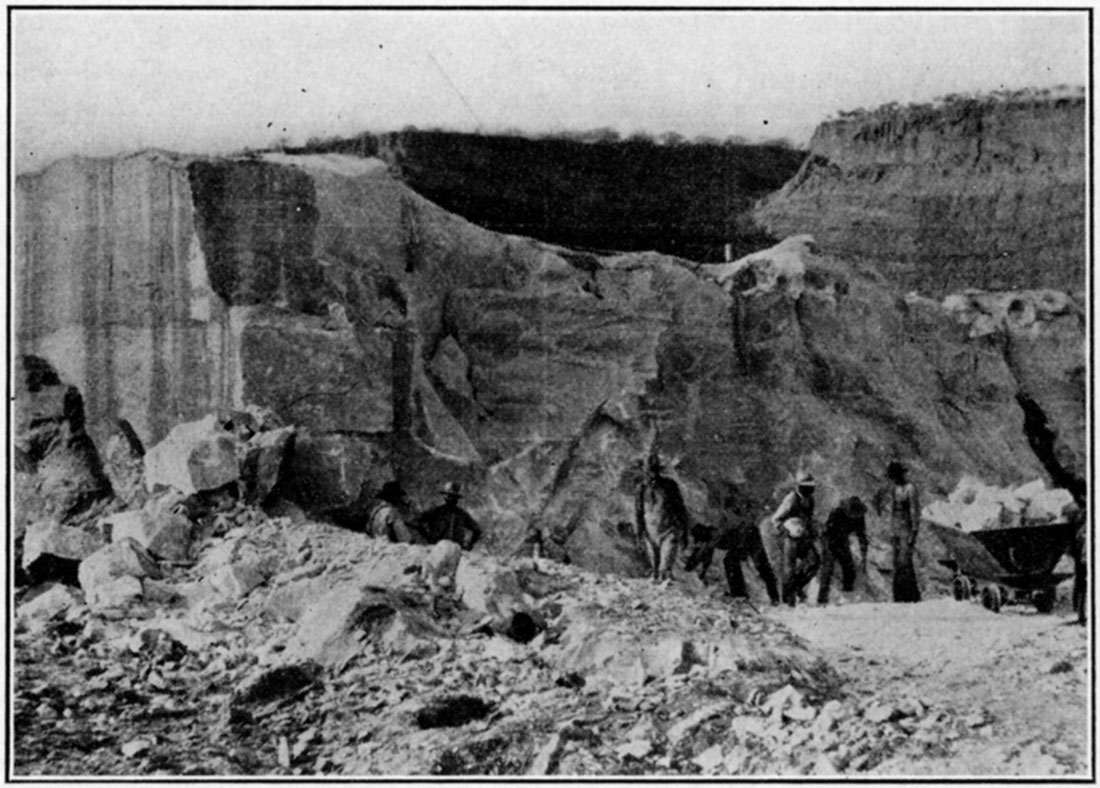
[15,150,1084,575]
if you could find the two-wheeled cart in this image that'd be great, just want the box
[927,520,1077,613]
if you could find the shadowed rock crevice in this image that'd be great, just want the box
[1015,392,1086,507]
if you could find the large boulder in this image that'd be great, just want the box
[77,538,161,609]
[22,519,106,572]
[144,415,241,496]
[16,583,85,631]
[198,538,281,600]
[278,585,445,670]
[102,509,195,562]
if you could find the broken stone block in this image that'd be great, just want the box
[279,584,438,669]
[92,575,145,609]
[104,509,195,562]
[643,637,707,678]
[78,538,161,609]
[692,743,725,773]
[454,550,527,617]
[143,414,241,495]
[200,540,280,600]
[17,583,85,627]
[22,520,105,572]
[764,684,806,721]
[864,703,900,724]
[615,738,653,760]
[426,540,462,592]
[121,737,154,758]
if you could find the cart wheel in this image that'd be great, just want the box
[953,577,968,601]
[981,585,1002,613]
[1033,588,1056,614]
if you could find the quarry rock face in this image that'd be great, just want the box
[15,142,1085,576]
[14,355,114,525]
[754,91,1086,296]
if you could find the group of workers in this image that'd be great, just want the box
[364,455,925,607]
[365,480,483,551]
[635,454,922,606]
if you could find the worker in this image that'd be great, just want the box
[817,496,869,604]
[684,491,780,605]
[366,480,421,544]
[770,470,821,606]
[634,453,690,582]
[886,461,921,602]
[1070,505,1087,625]
[414,482,483,551]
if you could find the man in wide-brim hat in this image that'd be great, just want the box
[414,481,483,550]
[770,470,822,606]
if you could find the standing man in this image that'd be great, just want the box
[771,471,821,606]
[415,482,483,551]
[367,480,421,544]
[817,496,869,604]
[635,453,691,582]
[886,461,921,603]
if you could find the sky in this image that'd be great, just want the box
[11,8,1089,173]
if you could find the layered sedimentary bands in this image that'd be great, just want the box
[15,100,1085,578]
[755,90,1086,295]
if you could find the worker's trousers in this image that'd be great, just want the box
[644,530,679,581]
[817,537,857,603]
[781,535,820,606]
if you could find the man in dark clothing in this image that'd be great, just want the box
[817,496,869,604]
[685,517,781,605]
[1070,506,1086,626]
[414,482,483,551]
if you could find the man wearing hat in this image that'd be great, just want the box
[414,481,483,551]
[367,480,421,544]
[770,470,821,606]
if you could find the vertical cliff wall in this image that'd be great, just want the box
[753,91,1086,295]
[15,153,243,447]
[15,150,1085,577]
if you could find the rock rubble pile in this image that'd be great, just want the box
[15,469,1007,776]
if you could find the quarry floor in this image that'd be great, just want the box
[770,595,1091,777]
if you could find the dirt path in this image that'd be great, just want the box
[768,597,1090,776]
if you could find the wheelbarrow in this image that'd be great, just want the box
[927,520,1077,614]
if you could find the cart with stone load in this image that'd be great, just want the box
[928,520,1077,614]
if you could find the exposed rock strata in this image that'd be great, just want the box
[15,151,1085,576]
[754,91,1085,295]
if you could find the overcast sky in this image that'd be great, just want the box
[12,8,1088,172]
